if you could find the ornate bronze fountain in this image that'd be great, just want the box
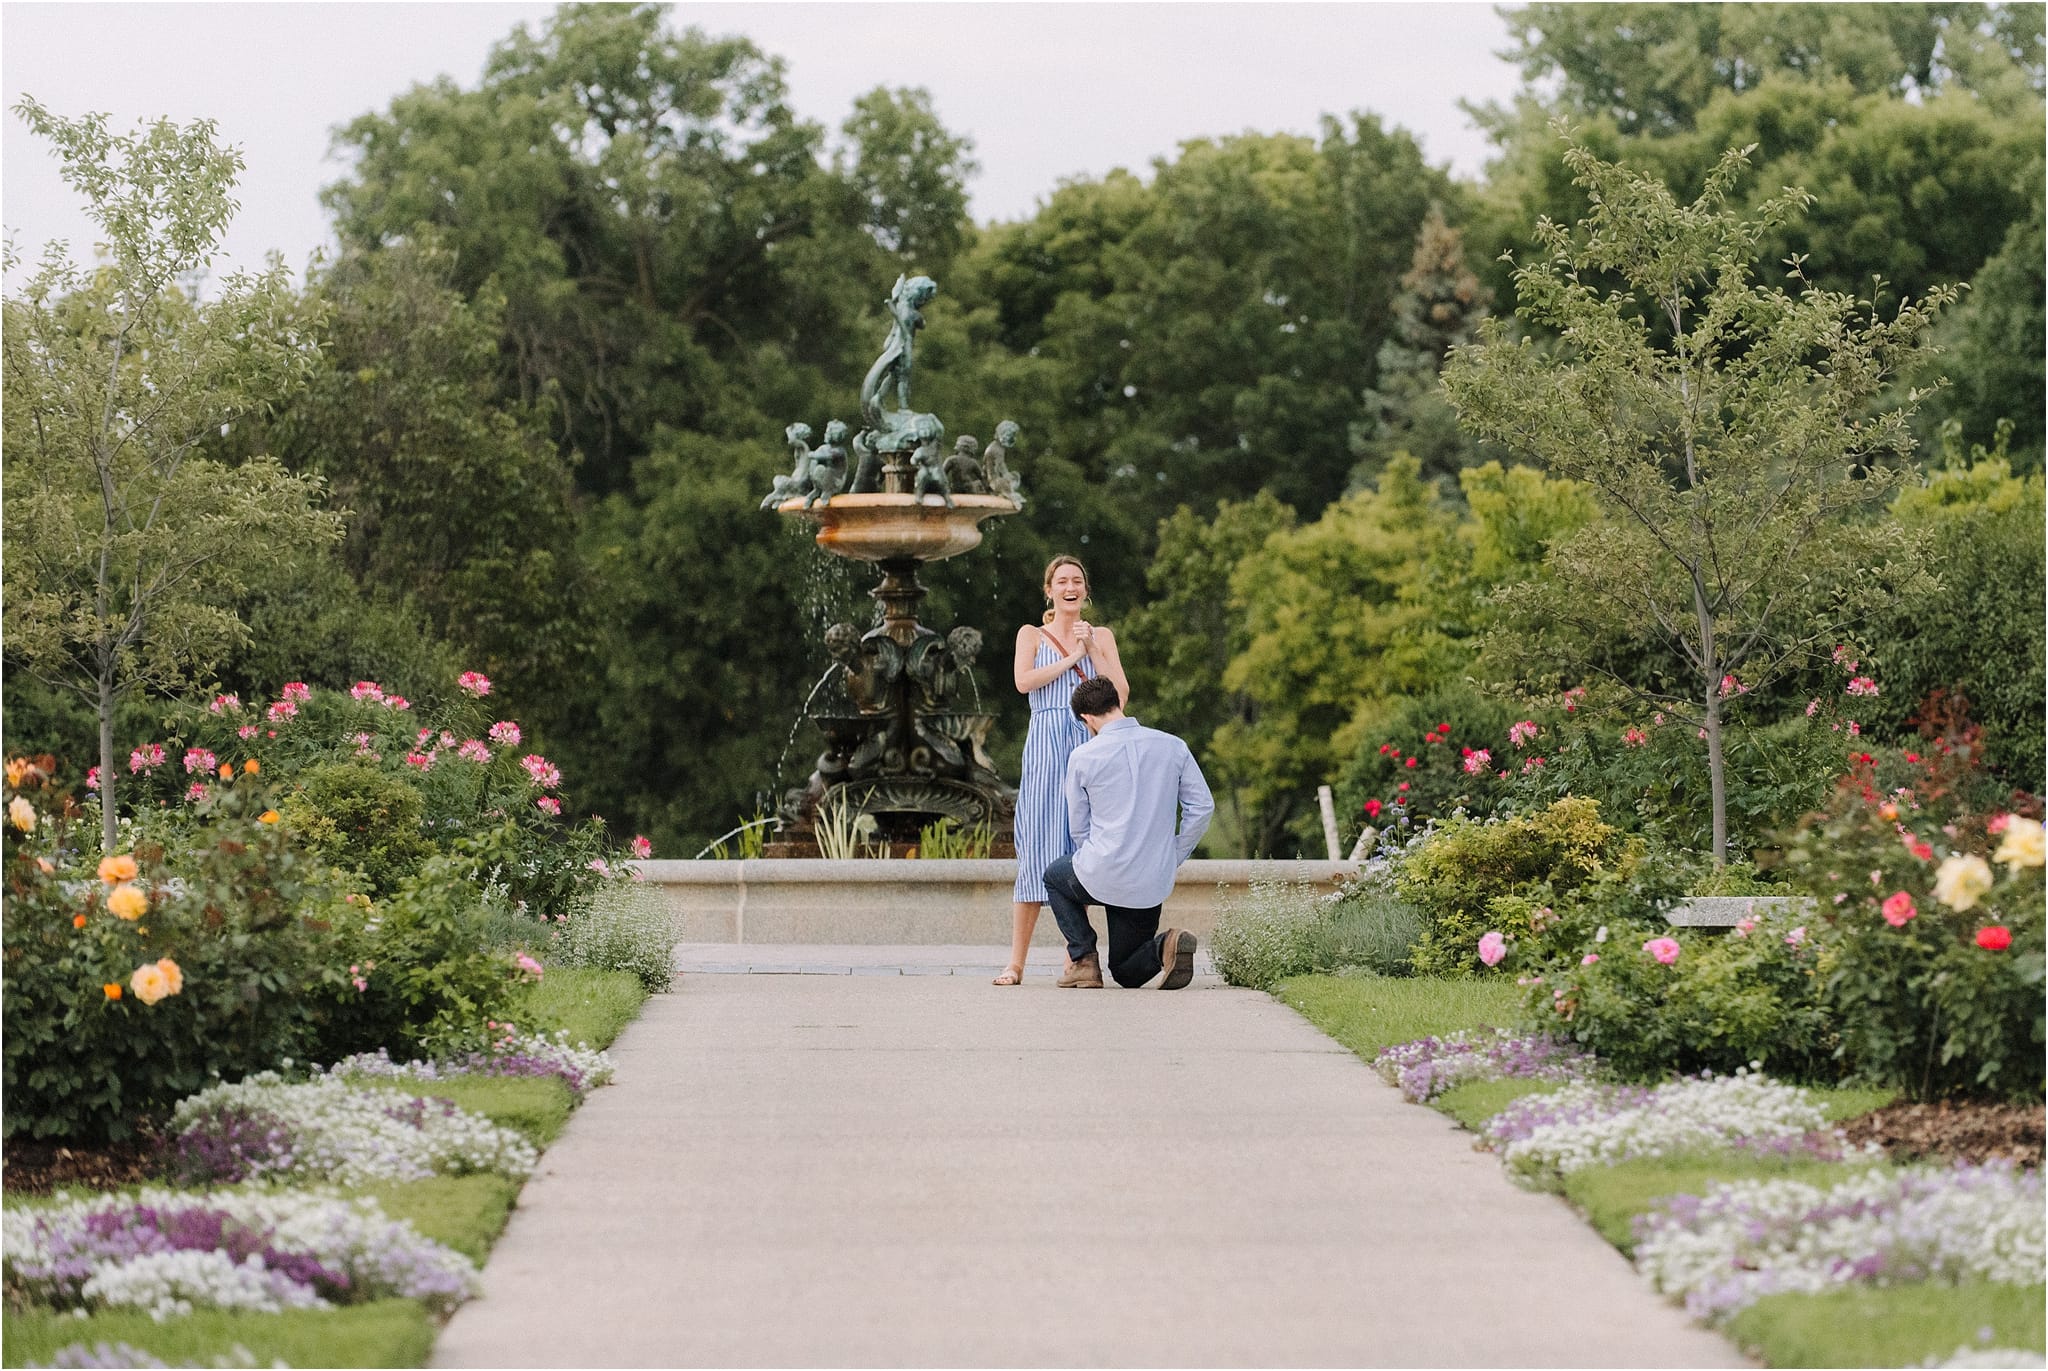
[763,275,1023,853]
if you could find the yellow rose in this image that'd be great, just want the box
[8,796,36,832]
[129,962,171,1006]
[98,854,139,884]
[106,883,148,921]
[155,958,184,995]
[1994,816,2044,869]
[1932,853,1994,912]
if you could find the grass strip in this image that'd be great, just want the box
[1563,1154,1891,1256]
[511,967,648,1050]
[1272,973,1525,1062]
[1726,1282,2046,1367]
[349,1173,523,1266]
[353,1073,576,1149]
[0,1298,436,1369]
[1431,1077,1564,1133]
[1800,1083,1898,1122]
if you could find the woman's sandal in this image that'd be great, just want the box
[991,965,1025,986]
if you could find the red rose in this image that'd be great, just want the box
[1405,757,1418,768]
[1362,799,1383,819]
[1976,926,2012,951]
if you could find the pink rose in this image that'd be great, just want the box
[1881,891,1917,927]
[1477,931,1507,967]
[1642,937,1681,965]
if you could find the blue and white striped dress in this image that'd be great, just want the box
[1012,631,1095,903]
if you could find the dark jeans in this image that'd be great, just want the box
[1042,855,1168,988]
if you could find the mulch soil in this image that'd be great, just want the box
[1839,1099,2045,1169]
[2,1131,167,1196]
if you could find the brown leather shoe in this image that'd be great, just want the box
[1057,952,1103,988]
[1159,929,1196,990]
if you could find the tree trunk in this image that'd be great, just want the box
[1703,688,1728,869]
[98,670,117,855]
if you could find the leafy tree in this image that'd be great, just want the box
[837,86,979,272]
[2,100,341,850]
[1913,184,2046,469]
[1444,136,1949,865]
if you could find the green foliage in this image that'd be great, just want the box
[1210,878,1422,989]
[368,1075,576,1149]
[1396,797,1636,976]
[1432,1077,1563,1133]
[1778,746,2044,1100]
[338,855,522,1060]
[1272,973,1527,1061]
[913,817,994,860]
[1448,136,1948,864]
[508,967,648,1052]
[2,99,343,851]
[1870,459,2047,790]
[1727,1283,2047,1369]
[1,779,355,1141]
[541,880,677,993]
[280,762,433,895]
[0,1299,437,1371]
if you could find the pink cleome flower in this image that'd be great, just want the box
[489,721,522,747]
[630,835,653,860]
[405,751,435,772]
[1521,756,1546,773]
[535,795,561,817]
[129,744,165,774]
[280,682,311,703]
[185,782,209,803]
[1462,749,1492,776]
[1846,676,1880,697]
[182,747,218,775]
[458,671,492,697]
[1508,720,1540,749]
[1621,727,1648,747]
[267,699,298,723]
[1784,926,1809,948]
[383,695,411,711]
[85,766,100,792]
[1832,644,1859,671]
[458,740,492,764]
[237,725,258,740]
[439,731,457,750]
[521,754,563,789]
[1561,686,1586,713]
[208,693,242,715]
[350,681,384,702]
[1805,699,1821,717]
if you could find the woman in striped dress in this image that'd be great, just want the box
[995,554,1130,985]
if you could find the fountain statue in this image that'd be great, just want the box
[765,275,1025,853]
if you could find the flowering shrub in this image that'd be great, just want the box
[1336,687,1516,835]
[1372,1029,1597,1103]
[1633,1164,2045,1320]
[1778,735,2044,1101]
[1530,903,1838,1082]
[327,1028,616,1098]
[1396,797,1638,976]
[540,880,678,992]
[168,1074,537,1186]
[1,1185,479,1319]
[1481,1070,1845,1184]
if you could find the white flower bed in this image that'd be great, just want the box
[1482,1070,1838,1182]
[171,1074,536,1186]
[1634,1164,2046,1320]
[3,1186,479,1321]
[326,1029,615,1097]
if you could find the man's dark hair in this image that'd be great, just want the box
[1070,676,1121,720]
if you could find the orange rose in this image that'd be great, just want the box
[244,758,260,775]
[72,914,86,929]
[107,883,147,920]
[103,983,122,1000]
[156,957,184,994]
[258,810,280,824]
[97,854,138,884]
[217,762,233,780]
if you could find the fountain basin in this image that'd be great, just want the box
[637,858,1359,944]
[777,492,1018,562]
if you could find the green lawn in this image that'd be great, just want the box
[1728,1282,2047,1367]
[350,1173,524,1265]
[1,1300,436,1369]
[356,1073,577,1149]
[1272,973,1526,1061]
[1432,1077,1564,1132]
[1561,1154,1890,1255]
[510,967,648,1050]
[1802,1083,1898,1122]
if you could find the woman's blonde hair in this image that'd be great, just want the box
[1041,554,1090,625]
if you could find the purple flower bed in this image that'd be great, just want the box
[1478,1082,1656,1143]
[1372,1029,1599,1102]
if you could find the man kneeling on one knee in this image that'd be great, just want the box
[1045,675,1214,989]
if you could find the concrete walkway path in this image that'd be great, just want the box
[434,946,1740,1368]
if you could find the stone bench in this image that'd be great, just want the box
[1663,894,1817,930]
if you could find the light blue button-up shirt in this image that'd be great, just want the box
[1064,717,1214,908]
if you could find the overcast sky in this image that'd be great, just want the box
[2,2,1523,286]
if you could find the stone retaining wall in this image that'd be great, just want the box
[633,858,1357,944]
